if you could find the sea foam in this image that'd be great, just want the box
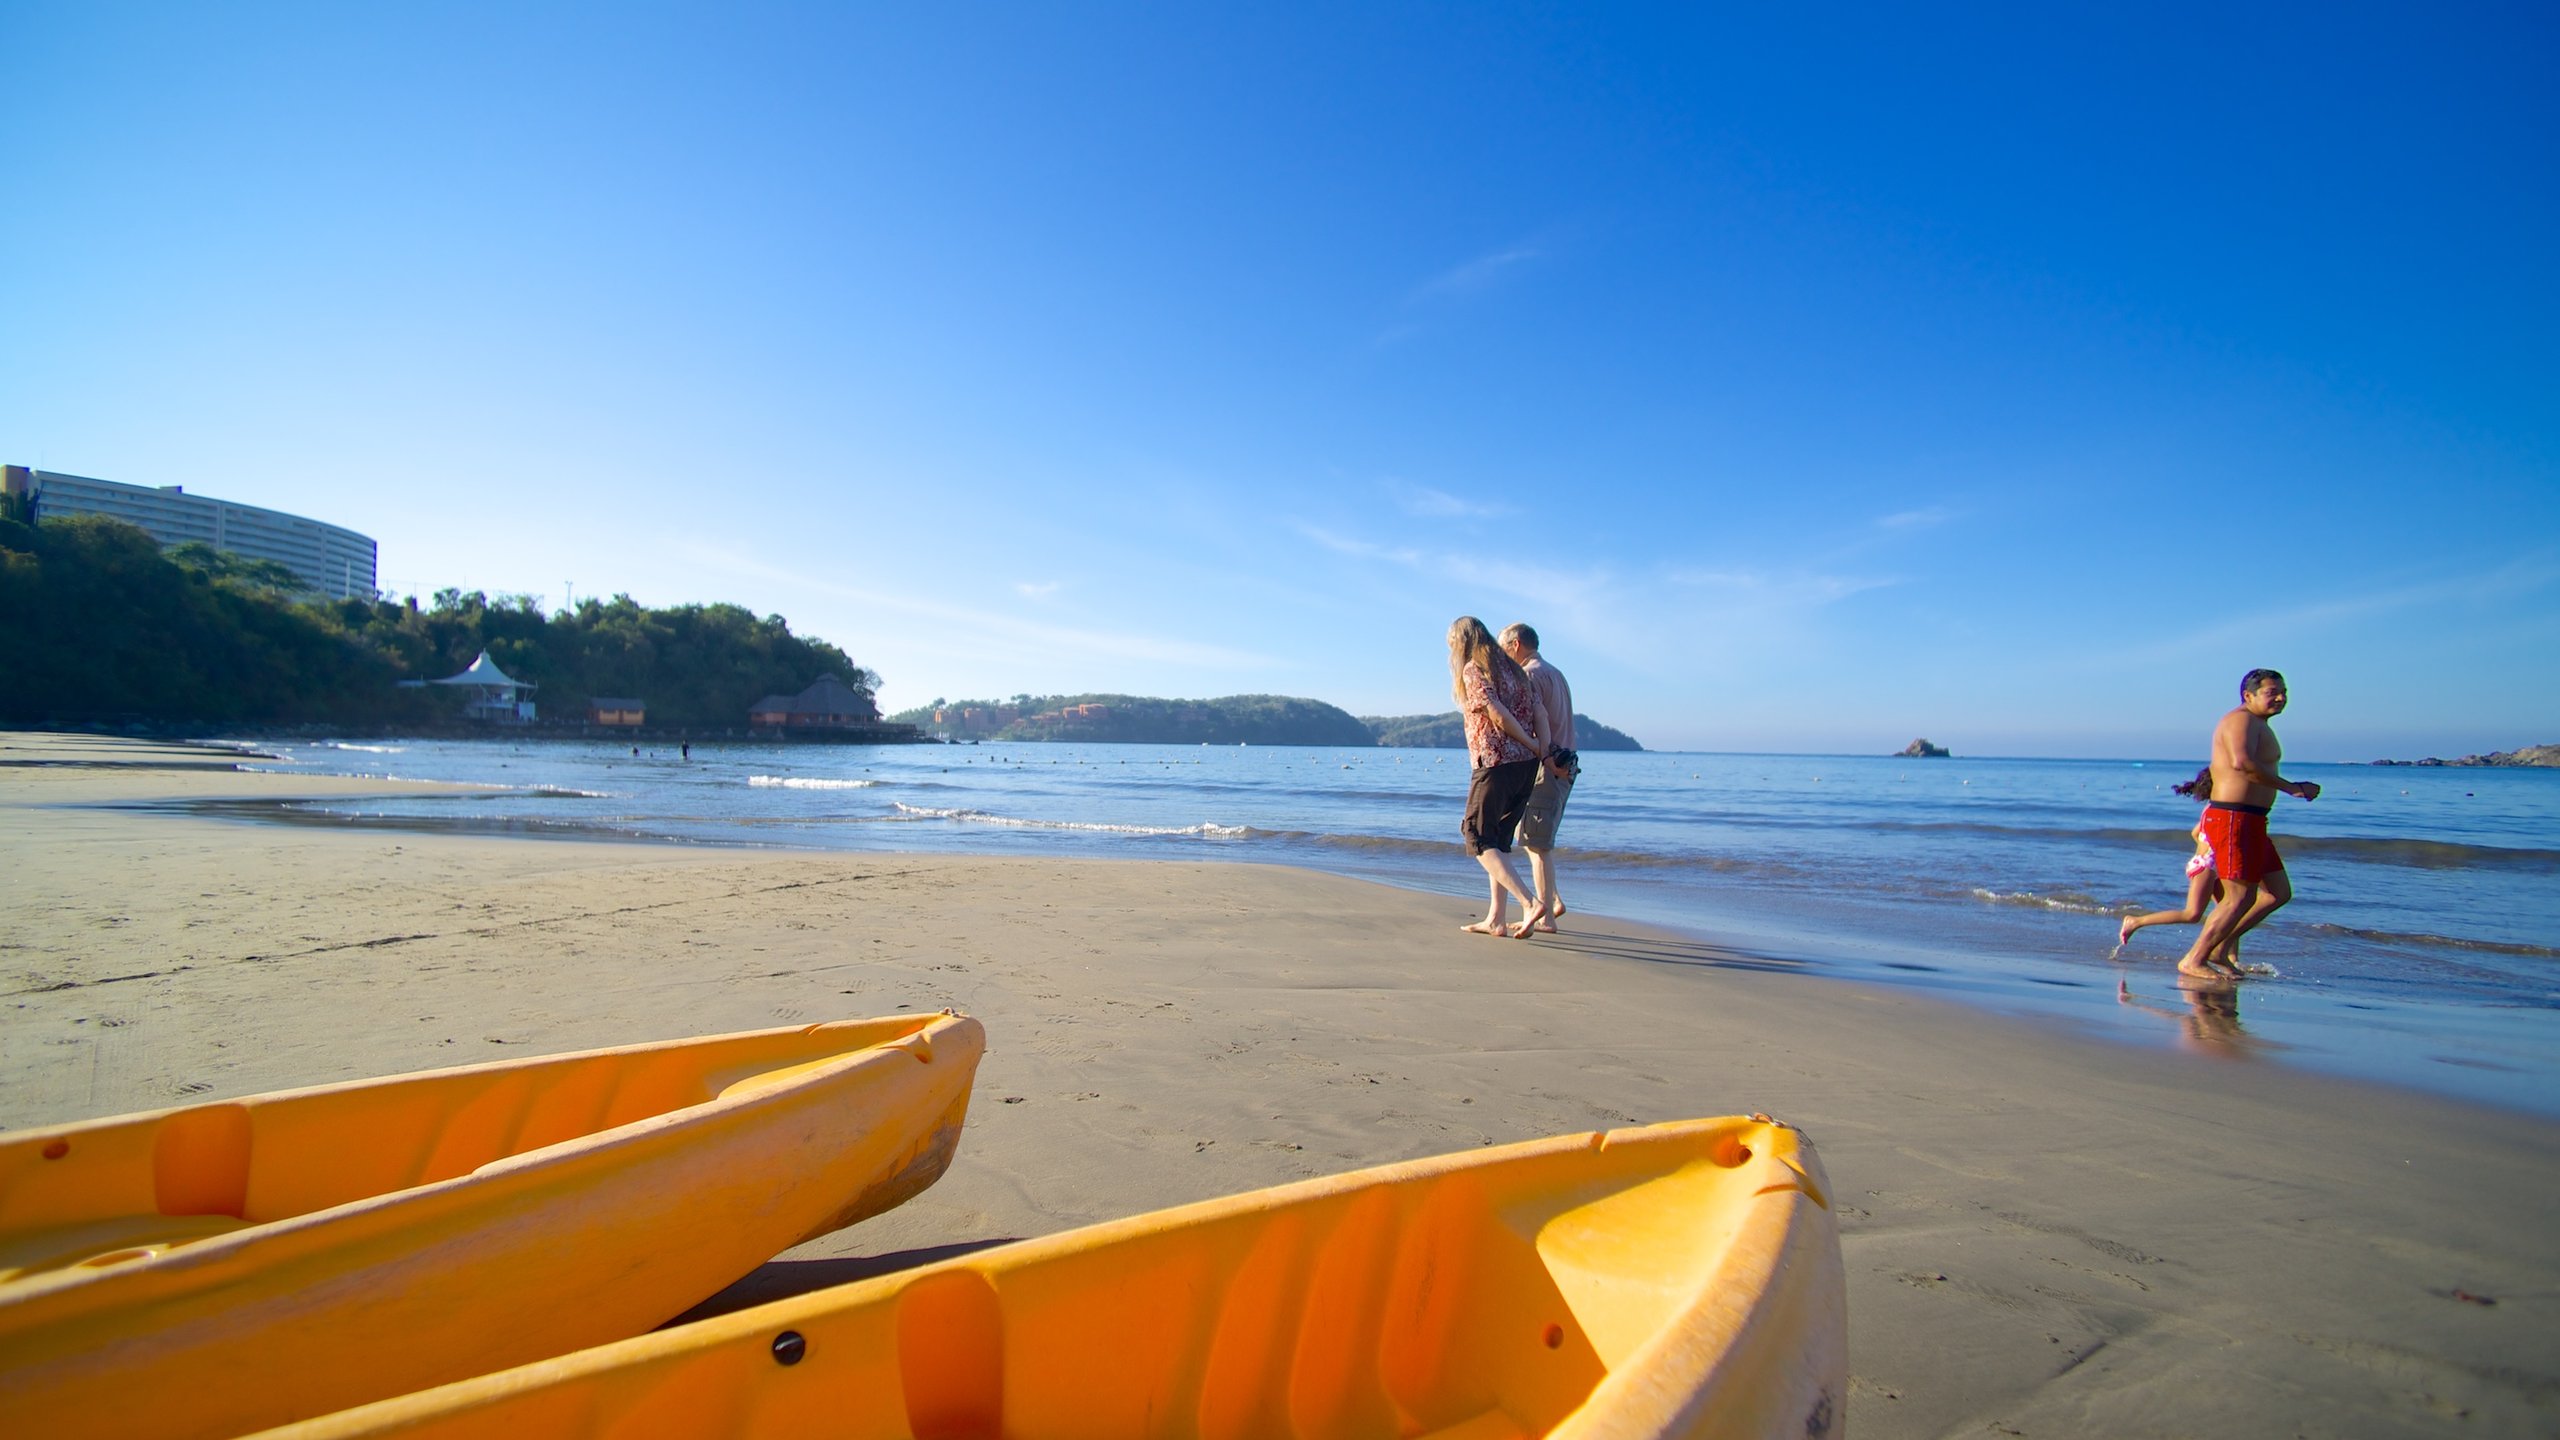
[891,802,1247,839]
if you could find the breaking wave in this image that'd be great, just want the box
[2303,923,2560,960]
[748,775,882,790]
[1792,818,2559,872]
[1970,888,2115,916]
[889,803,1250,839]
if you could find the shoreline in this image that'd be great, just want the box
[101,736,2560,1122]
[5,733,2557,1435]
[46,718,2560,766]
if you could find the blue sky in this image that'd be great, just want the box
[5,4,2553,759]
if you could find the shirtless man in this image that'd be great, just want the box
[1500,623,1576,933]
[2176,669,2320,980]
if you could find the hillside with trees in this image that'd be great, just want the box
[891,690,1644,750]
[891,694,1376,746]
[0,512,871,730]
[1361,712,1644,751]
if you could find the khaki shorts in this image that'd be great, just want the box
[1516,765,1573,850]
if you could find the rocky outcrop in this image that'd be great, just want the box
[1897,738,1951,758]
[2372,743,2560,768]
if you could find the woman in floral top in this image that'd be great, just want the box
[1447,616,1547,937]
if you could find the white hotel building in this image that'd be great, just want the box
[3,466,378,601]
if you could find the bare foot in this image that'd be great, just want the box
[1507,918,1539,939]
[1529,904,1559,934]
[2117,915,2138,947]
[2176,958,2220,979]
[1460,921,1506,937]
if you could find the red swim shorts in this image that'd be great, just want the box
[2200,803,2284,885]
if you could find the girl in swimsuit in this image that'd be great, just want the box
[2114,768,2242,972]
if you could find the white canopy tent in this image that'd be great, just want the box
[405,650,536,723]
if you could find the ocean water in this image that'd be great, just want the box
[207,737,2560,1117]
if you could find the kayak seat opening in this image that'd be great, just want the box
[0,1105,254,1282]
[0,1211,256,1283]
[1377,1178,1606,1435]
[1195,1180,1608,1438]
[897,1268,1004,1440]
[153,1103,251,1219]
[716,1053,859,1103]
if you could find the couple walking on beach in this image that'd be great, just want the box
[2116,668,2322,983]
[1447,617,1577,939]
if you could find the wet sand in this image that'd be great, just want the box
[4,732,2554,1436]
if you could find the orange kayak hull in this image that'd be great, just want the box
[0,1012,985,1440]
[260,1114,1844,1440]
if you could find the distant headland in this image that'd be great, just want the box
[1361,712,1642,752]
[891,695,1643,750]
[2371,743,2559,768]
[1896,738,1951,758]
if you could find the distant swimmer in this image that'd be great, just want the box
[1500,622,1577,933]
[1447,616,1545,939]
[2176,669,2320,980]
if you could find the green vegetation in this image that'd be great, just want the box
[1361,713,1644,751]
[892,692,1644,750]
[1362,713,1468,748]
[0,514,872,730]
[890,694,1376,746]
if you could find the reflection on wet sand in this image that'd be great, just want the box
[2118,977,2273,1058]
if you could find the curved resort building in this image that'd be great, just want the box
[4,465,377,601]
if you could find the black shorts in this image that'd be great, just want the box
[1462,758,1540,855]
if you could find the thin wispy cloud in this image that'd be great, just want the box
[1298,523,1604,612]
[1297,521,1649,664]
[1387,479,1509,522]
[2103,552,2560,669]
[1406,243,1543,305]
[1375,238,1550,346]
[678,543,1282,671]
[1299,524,1426,568]
[1014,580,1061,601]
[1666,567,1901,606]
[1876,506,1952,530]
[1302,519,1903,677]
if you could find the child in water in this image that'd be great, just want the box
[2115,768,2243,975]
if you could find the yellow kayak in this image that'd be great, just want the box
[257,1115,1844,1440]
[0,1012,985,1440]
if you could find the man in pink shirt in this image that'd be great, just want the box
[1501,623,1577,932]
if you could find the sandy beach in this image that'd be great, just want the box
[4,732,2554,1437]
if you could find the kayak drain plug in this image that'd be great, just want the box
[772,1331,807,1366]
